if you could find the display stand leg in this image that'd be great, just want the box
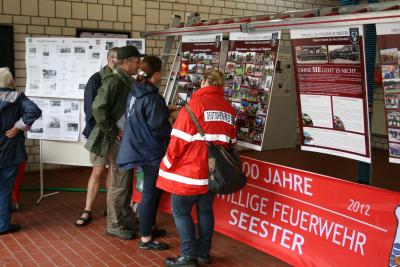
[36,140,59,205]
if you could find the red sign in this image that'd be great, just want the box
[291,26,371,163]
[133,156,400,266]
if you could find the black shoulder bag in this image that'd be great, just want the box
[185,105,247,194]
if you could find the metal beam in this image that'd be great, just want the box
[141,1,400,37]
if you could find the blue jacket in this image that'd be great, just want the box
[117,82,171,170]
[0,88,41,168]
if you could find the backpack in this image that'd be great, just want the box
[185,105,247,194]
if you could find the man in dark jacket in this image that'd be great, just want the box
[0,67,41,234]
[75,47,119,227]
[84,46,141,239]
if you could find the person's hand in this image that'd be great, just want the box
[170,110,180,120]
[168,105,179,112]
[5,126,20,138]
[115,129,124,142]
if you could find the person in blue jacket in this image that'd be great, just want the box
[0,67,41,234]
[117,56,174,251]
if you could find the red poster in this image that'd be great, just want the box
[291,26,371,163]
[176,34,222,106]
[133,156,399,266]
[224,31,280,150]
[377,23,400,165]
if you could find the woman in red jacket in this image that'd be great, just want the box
[157,69,237,267]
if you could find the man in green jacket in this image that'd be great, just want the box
[84,46,141,239]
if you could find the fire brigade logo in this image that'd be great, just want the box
[349,28,359,45]
[271,32,278,47]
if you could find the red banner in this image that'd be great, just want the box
[132,156,400,267]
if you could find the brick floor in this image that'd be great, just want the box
[0,167,291,267]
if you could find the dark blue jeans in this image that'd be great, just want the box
[172,191,216,259]
[139,164,162,237]
[0,164,19,232]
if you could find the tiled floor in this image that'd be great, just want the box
[0,167,291,267]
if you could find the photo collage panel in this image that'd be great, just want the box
[380,47,400,158]
[177,51,220,107]
[224,50,276,146]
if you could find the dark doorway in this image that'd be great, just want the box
[0,25,14,76]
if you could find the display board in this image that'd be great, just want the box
[291,26,371,163]
[376,23,400,164]
[133,157,400,267]
[27,98,80,141]
[224,31,281,150]
[177,33,223,106]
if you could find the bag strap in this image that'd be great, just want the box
[184,104,207,140]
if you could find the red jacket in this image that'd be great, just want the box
[156,86,237,196]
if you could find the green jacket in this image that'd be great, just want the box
[84,67,134,156]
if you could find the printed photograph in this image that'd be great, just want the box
[388,128,400,143]
[255,114,266,128]
[59,47,71,54]
[29,127,43,134]
[302,113,314,126]
[328,45,360,64]
[234,64,245,76]
[182,51,190,61]
[67,122,79,132]
[92,52,100,59]
[74,46,86,53]
[253,65,264,77]
[295,45,328,64]
[385,94,400,109]
[387,110,400,127]
[188,63,198,74]
[245,52,256,63]
[29,47,37,54]
[227,51,240,62]
[189,53,198,62]
[42,49,50,57]
[303,131,315,145]
[29,82,39,90]
[79,84,86,90]
[105,42,115,50]
[382,65,400,80]
[333,115,345,130]
[225,62,236,73]
[380,48,398,65]
[264,51,275,65]
[245,64,255,75]
[47,117,61,128]
[384,79,400,93]
[389,143,400,157]
[196,64,205,74]
[42,69,57,79]
[255,53,264,65]
[50,100,61,107]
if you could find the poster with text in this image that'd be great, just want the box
[27,98,80,141]
[132,157,400,267]
[225,31,280,150]
[291,26,371,163]
[377,23,400,165]
[99,38,145,67]
[177,33,223,106]
[25,38,145,100]
[25,38,102,99]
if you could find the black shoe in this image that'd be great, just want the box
[152,227,167,238]
[106,227,136,240]
[139,240,169,251]
[0,224,21,235]
[165,256,198,267]
[197,255,211,264]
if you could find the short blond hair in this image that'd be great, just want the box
[204,69,224,87]
[0,67,13,88]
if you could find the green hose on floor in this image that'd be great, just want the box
[20,187,106,192]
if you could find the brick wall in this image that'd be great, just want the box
[0,0,338,171]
